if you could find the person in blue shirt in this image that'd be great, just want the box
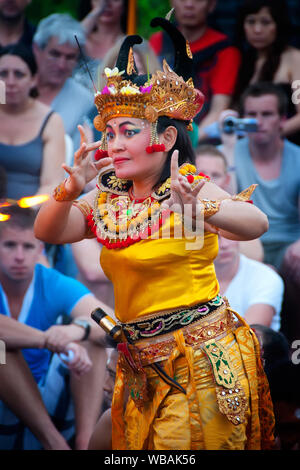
[0,204,113,449]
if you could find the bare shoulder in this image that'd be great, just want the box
[33,100,64,133]
[281,46,300,64]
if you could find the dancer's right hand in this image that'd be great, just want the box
[62,125,112,197]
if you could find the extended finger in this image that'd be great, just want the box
[62,163,74,175]
[94,156,113,170]
[78,125,87,147]
[179,178,192,192]
[170,150,179,184]
[191,179,206,197]
[74,143,88,164]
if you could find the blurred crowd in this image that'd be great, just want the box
[0,0,300,451]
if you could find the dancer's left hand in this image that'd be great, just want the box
[160,150,205,220]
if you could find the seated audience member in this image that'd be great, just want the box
[0,44,65,200]
[0,205,114,450]
[72,238,114,310]
[232,82,300,344]
[196,144,264,262]
[149,0,241,136]
[233,0,300,145]
[250,324,299,450]
[251,323,290,374]
[0,0,36,49]
[263,360,300,450]
[74,0,127,91]
[196,143,234,193]
[32,13,94,153]
[234,82,300,270]
[0,331,89,450]
[207,0,300,49]
[88,337,118,450]
[215,235,284,331]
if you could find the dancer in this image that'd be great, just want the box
[34,17,275,450]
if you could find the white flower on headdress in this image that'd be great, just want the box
[101,85,117,95]
[120,84,141,95]
[104,67,124,78]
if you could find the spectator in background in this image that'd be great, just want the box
[0,44,65,200]
[88,337,118,450]
[149,0,241,140]
[207,0,300,49]
[233,0,300,145]
[250,324,300,450]
[0,205,112,449]
[266,361,300,450]
[214,235,284,331]
[33,13,94,154]
[233,82,300,345]
[234,83,300,271]
[0,0,35,49]
[195,144,264,262]
[74,0,127,92]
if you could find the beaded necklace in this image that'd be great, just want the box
[87,164,210,249]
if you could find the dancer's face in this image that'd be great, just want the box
[106,117,168,183]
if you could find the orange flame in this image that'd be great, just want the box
[18,194,49,208]
[0,213,10,221]
[0,195,49,221]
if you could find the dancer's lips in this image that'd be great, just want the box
[113,158,130,164]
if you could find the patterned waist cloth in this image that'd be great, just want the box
[120,295,238,366]
[116,295,251,427]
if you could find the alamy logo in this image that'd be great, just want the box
[0,340,6,365]
[292,80,300,105]
[291,339,300,365]
[0,80,5,104]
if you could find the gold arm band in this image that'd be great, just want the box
[232,184,258,202]
[73,199,93,217]
[200,199,221,219]
[73,199,95,239]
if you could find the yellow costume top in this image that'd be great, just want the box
[82,165,275,450]
[101,218,219,323]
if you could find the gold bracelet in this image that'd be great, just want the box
[52,179,78,202]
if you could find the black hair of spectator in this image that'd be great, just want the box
[0,166,7,199]
[0,43,37,75]
[77,0,129,34]
[234,0,291,100]
[251,324,290,372]
[239,82,288,117]
[0,43,39,97]
[266,360,300,405]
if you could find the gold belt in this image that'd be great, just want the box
[134,299,237,366]
[121,295,227,343]
[117,298,248,426]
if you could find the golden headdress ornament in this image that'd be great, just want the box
[93,17,204,158]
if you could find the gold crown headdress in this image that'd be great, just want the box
[93,17,204,159]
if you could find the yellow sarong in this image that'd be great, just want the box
[111,311,275,450]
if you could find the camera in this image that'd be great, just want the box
[222,116,258,134]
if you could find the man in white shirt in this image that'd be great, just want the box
[214,235,284,330]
